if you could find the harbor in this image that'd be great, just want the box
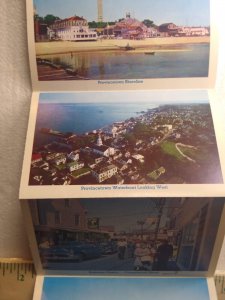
[36,42,209,80]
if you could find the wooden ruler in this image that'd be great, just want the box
[0,259,36,300]
[215,274,225,300]
[0,259,224,300]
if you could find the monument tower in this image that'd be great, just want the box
[97,0,103,23]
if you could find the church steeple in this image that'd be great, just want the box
[97,134,103,146]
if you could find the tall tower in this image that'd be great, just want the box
[97,0,103,23]
[33,1,37,16]
[97,134,103,146]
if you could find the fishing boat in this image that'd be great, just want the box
[144,52,155,55]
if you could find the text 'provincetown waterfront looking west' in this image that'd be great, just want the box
[33,0,210,81]
[29,93,223,186]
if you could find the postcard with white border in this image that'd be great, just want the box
[19,90,225,199]
[26,0,220,91]
[21,197,225,276]
[33,276,217,300]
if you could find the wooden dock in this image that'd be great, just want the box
[37,64,89,81]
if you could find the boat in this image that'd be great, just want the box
[125,45,135,51]
[144,52,155,55]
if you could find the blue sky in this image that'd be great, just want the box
[34,0,210,26]
[39,90,208,104]
[42,277,210,300]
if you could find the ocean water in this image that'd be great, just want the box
[34,102,157,146]
[39,43,209,79]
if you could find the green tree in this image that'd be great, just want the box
[44,14,60,25]
[132,122,157,139]
[34,14,44,22]
[123,133,136,146]
[88,21,110,29]
[143,19,155,28]
[88,21,98,28]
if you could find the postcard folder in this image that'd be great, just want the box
[20,1,225,299]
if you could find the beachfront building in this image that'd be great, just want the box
[104,14,158,39]
[158,23,209,37]
[49,16,97,41]
[177,26,209,36]
[158,23,179,36]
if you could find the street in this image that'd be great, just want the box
[45,252,136,271]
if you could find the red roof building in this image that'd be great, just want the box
[32,153,42,164]
[49,16,97,41]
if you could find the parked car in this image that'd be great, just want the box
[40,241,101,262]
[59,241,101,261]
[99,241,118,255]
[39,246,72,262]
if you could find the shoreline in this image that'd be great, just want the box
[36,103,159,146]
[36,36,210,56]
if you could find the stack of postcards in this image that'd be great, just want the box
[20,0,225,299]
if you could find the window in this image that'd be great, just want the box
[74,214,80,226]
[182,216,198,244]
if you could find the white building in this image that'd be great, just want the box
[67,151,79,161]
[132,154,145,163]
[54,155,67,166]
[92,135,115,157]
[67,161,84,172]
[49,16,97,41]
[91,164,118,183]
[92,145,115,157]
[178,26,209,36]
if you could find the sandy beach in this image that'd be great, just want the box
[36,36,210,56]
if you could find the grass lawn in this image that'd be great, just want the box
[160,141,184,160]
[178,146,200,160]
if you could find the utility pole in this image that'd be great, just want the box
[153,198,166,244]
[137,220,145,241]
